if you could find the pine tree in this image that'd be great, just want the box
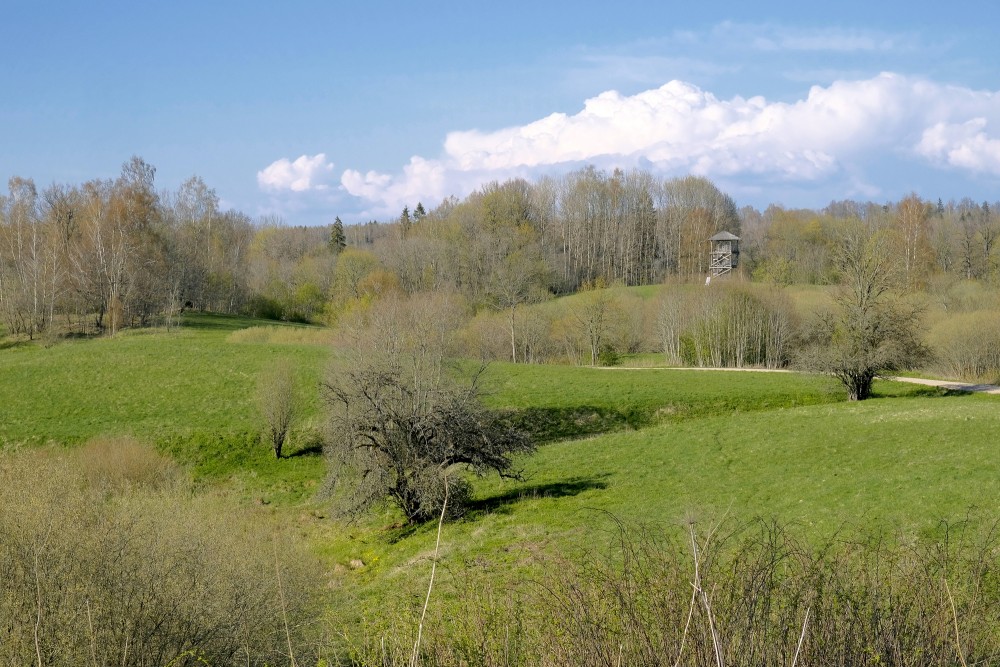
[329,216,346,254]
[414,202,426,221]
[399,206,412,238]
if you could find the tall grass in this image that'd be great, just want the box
[350,517,1000,666]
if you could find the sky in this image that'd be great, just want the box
[3,0,1000,226]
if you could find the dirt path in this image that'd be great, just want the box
[886,376,1000,395]
[601,366,1000,395]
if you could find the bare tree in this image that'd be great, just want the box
[323,294,533,523]
[796,225,928,400]
[892,193,933,289]
[257,360,298,458]
[575,287,618,366]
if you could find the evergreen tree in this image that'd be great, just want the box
[399,206,412,238]
[329,216,346,253]
[414,202,426,221]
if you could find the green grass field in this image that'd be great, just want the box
[1,314,333,503]
[3,312,998,621]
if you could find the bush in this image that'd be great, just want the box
[348,517,1000,666]
[927,311,1000,382]
[75,436,183,493]
[795,228,929,400]
[0,449,322,666]
[257,359,299,458]
[244,293,288,321]
[660,284,796,368]
[324,294,533,524]
[597,343,621,367]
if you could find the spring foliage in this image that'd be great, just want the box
[796,226,929,399]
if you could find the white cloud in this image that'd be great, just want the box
[257,153,334,192]
[917,118,1000,174]
[340,73,1000,215]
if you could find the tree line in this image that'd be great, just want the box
[4,158,999,341]
[742,195,1000,288]
[0,158,255,338]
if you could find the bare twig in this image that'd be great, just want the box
[945,578,969,667]
[702,582,723,667]
[410,473,449,667]
[274,540,298,667]
[791,607,810,667]
[87,598,98,667]
[121,622,129,667]
[33,548,43,667]
[687,521,725,667]
[672,530,700,667]
[676,521,725,667]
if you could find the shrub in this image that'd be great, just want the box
[75,436,183,492]
[927,311,1000,382]
[0,450,322,666]
[660,284,796,368]
[228,324,334,346]
[348,517,1000,666]
[597,343,621,367]
[257,359,299,458]
[324,294,533,523]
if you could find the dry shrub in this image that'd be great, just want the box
[0,449,323,666]
[606,288,650,356]
[461,310,512,362]
[927,311,1000,382]
[257,359,299,458]
[658,284,797,368]
[332,290,469,360]
[927,278,1000,314]
[460,307,562,364]
[349,517,1000,667]
[75,435,184,492]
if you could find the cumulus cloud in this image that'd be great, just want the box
[257,153,334,192]
[340,73,1000,214]
[917,118,1000,173]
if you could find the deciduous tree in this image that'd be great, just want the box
[257,360,298,458]
[796,226,928,400]
[323,294,533,523]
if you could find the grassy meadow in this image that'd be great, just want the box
[2,311,994,535]
[2,306,999,660]
[1,314,333,503]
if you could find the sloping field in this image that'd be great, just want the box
[3,317,998,636]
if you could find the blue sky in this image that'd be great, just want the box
[3,1,1000,225]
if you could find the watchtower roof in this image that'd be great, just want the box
[709,231,740,241]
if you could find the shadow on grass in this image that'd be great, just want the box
[383,475,611,543]
[286,443,324,458]
[466,474,610,517]
[179,313,265,332]
[872,384,977,399]
[503,406,651,443]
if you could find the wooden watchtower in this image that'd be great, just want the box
[709,231,740,277]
